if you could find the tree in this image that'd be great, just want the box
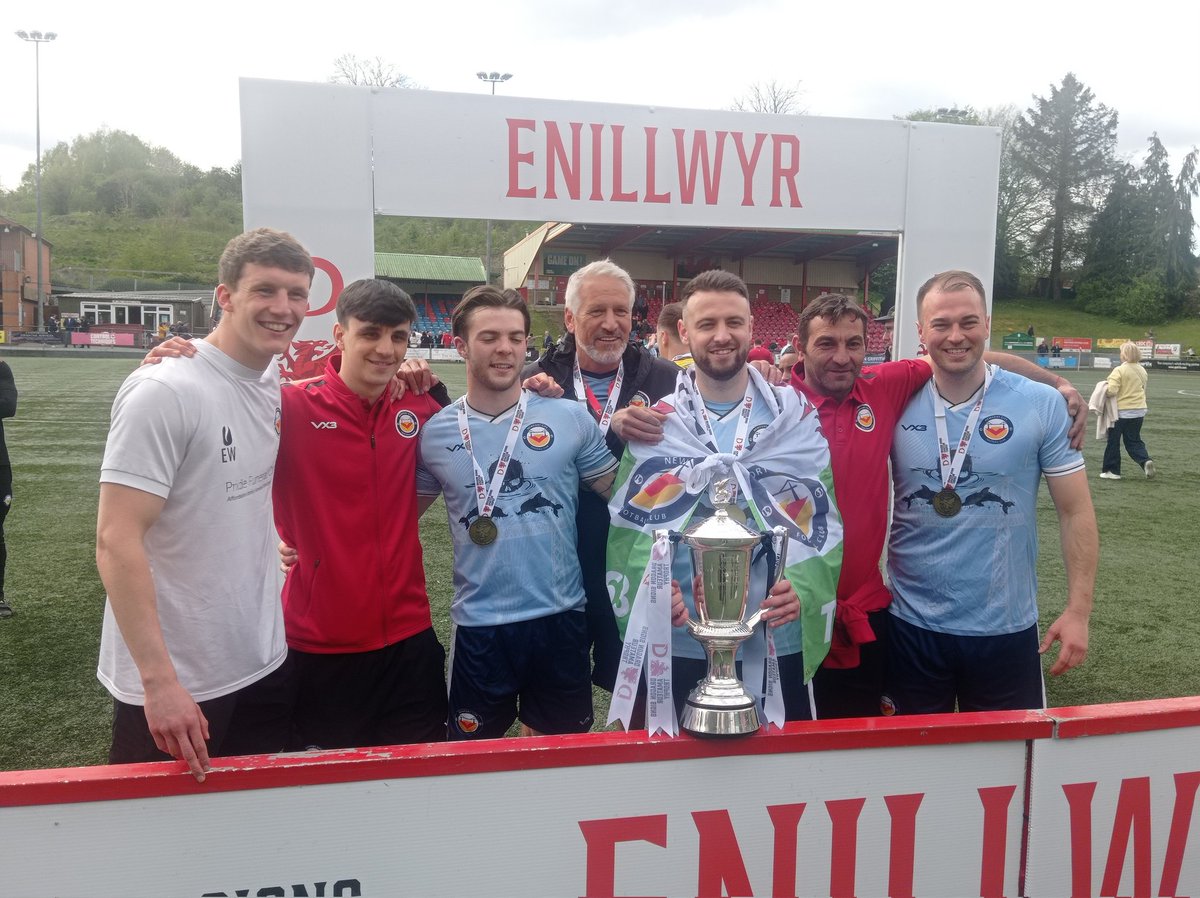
[732,80,805,115]
[1012,73,1118,300]
[330,54,421,89]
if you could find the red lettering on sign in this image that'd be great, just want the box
[1101,776,1152,898]
[674,129,727,205]
[732,132,767,207]
[826,797,866,897]
[579,814,667,898]
[1160,770,1200,897]
[770,135,802,208]
[506,119,537,199]
[1063,781,1099,896]
[692,810,753,898]
[589,124,605,201]
[545,121,582,200]
[885,793,923,898]
[611,125,637,203]
[767,802,807,898]
[644,127,670,204]
[307,258,344,318]
[977,784,1016,897]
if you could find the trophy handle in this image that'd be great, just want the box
[745,527,790,631]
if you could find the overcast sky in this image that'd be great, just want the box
[3,0,1198,192]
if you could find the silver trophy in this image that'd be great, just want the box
[676,479,788,736]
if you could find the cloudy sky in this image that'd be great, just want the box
[3,0,1197,191]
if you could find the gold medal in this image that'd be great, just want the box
[932,488,962,518]
[468,515,499,546]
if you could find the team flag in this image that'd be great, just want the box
[605,368,843,733]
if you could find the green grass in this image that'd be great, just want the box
[991,296,1200,351]
[1,356,1198,771]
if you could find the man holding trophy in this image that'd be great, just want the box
[607,270,843,736]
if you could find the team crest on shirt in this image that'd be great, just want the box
[627,391,650,409]
[395,410,420,438]
[747,423,770,450]
[522,423,554,451]
[979,415,1013,444]
[455,711,481,734]
[273,407,282,437]
[854,404,875,432]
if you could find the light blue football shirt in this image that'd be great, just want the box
[417,393,617,627]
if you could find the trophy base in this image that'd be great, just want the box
[680,682,761,737]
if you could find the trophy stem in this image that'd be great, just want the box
[679,625,760,737]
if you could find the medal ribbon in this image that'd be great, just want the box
[691,375,756,458]
[572,357,625,436]
[932,364,993,492]
[608,531,677,737]
[456,391,529,520]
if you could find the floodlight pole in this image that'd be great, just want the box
[476,72,513,284]
[16,29,57,331]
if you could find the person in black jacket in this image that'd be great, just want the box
[0,362,18,618]
[522,260,678,692]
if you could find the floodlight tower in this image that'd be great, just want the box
[15,29,57,330]
[476,71,512,95]
[476,71,513,283]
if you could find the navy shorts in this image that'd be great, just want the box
[292,627,448,750]
[672,650,812,723]
[448,610,594,740]
[883,615,1044,715]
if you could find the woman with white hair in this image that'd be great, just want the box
[1099,341,1156,480]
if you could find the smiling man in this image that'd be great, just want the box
[885,270,1098,714]
[421,286,620,739]
[273,279,451,749]
[523,260,678,695]
[96,228,313,781]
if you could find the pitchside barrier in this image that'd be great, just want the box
[2,698,1197,897]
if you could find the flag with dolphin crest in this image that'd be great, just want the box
[605,367,843,734]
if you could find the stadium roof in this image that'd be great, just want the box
[375,253,485,283]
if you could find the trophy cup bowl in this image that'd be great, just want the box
[677,483,782,736]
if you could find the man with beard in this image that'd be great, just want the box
[607,270,841,731]
[523,260,678,693]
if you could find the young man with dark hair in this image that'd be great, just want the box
[274,278,451,748]
[419,285,621,740]
[97,228,314,781]
[655,301,692,369]
[522,260,678,694]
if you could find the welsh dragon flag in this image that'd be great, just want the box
[605,367,843,733]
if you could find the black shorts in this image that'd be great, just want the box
[109,653,297,765]
[811,609,891,719]
[672,650,812,724]
[292,627,448,750]
[883,616,1044,715]
[448,610,593,740]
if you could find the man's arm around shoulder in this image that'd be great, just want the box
[96,483,212,781]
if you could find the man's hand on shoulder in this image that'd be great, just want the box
[521,372,565,398]
[611,406,667,444]
[389,358,441,400]
[1055,379,1087,450]
[141,336,195,366]
[143,679,212,782]
[749,360,785,385]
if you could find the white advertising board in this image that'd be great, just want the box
[1025,716,1200,897]
[239,79,999,366]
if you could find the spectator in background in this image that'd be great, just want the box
[777,344,798,379]
[543,330,554,351]
[1052,342,1062,358]
[747,338,775,364]
[0,362,17,618]
[1100,341,1156,481]
[655,301,693,369]
[1037,339,1049,359]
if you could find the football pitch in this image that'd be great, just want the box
[1,356,1197,772]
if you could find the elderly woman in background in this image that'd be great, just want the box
[1099,341,1156,480]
